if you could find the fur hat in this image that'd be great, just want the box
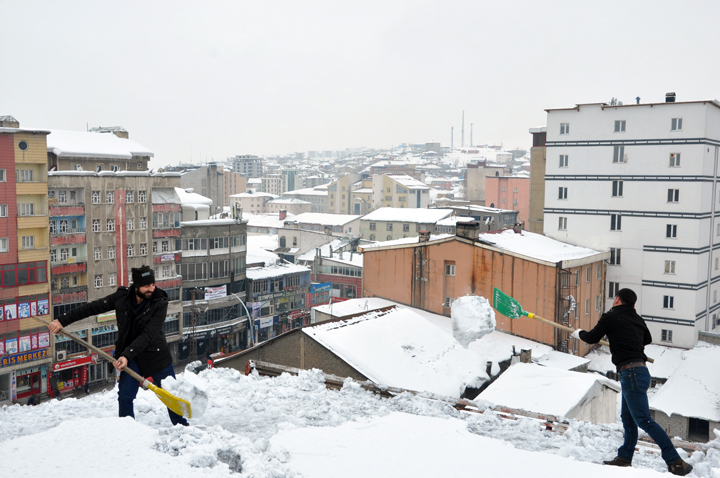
[131,265,155,288]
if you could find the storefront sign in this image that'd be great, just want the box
[205,285,227,300]
[289,311,303,320]
[0,348,50,368]
[97,311,116,323]
[161,254,176,262]
[53,354,98,372]
[257,291,285,300]
[259,316,274,329]
[310,282,332,293]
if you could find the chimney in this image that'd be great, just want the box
[520,349,532,364]
[456,221,481,241]
[279,209,287,221]
[418,230,431,243]
[512,223,523,234]
[666,92,676,103]
[486,361,493,377]
[0,115,20,128]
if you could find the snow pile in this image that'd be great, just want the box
[451,295,496,348]
[160,362,210,418]
[0,366,712,477]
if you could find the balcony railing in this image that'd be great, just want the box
[51,257,88,266]
[50,227,86,236]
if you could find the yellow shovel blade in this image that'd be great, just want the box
[146,382,192,419]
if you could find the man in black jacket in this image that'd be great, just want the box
[48,266,188,426]
[572,288,691,475]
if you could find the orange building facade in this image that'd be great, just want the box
[360,224,609,356]
[485,176,530,227]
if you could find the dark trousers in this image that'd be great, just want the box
[618,365,679,464]
[118,359,188,426]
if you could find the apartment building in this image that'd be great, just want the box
[372,174,430,209]
[223,170,247,207]
[543,95,720,348]
[180,163,224,215]
[229,191,278,215]
[359,208,453,241]
[0,117,52,404]
[464,161,511,204]
[485,176,530,226]
[230,155,263,178]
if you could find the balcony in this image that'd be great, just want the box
[16,182,47,195]
[18,247,49,263]
[50,205,85,217]
[17,214,48,229]
[51,258,87,275]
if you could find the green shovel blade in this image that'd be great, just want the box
[492,287,525,319]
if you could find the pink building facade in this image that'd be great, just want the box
[485,176,530,227]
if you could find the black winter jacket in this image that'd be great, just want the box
[578,303,651,369]
[58,286,172,377]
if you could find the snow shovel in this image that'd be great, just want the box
[34,316,192,418]
[492,288,654,363]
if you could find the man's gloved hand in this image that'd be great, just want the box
[571,329,583,339]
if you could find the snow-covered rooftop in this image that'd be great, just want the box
[650,341,720,421]
[305,306,488,397]
[388,174,430,190]
[292,212,360,226]
[480,363,620,419]
[245,263,310,280]
[361,207,453,223]
[46,129,153,159]
[245,212,297,229]
[283,187,329,197]
[267,198,312,205]
[477,229,607,264]
[246,243,281,267]
[229,191,279,199]
[360,234,453,250]
[175,187,213,207]
[313,297,395,318]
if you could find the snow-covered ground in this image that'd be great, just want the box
[1,363,716,477]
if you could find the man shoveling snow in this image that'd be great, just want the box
[48,266,191,426]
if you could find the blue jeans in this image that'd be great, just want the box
[118,359,188,426]
[618,365,678,464]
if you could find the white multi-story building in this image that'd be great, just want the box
[543,96,720,348]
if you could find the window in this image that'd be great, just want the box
[0,204,7,217]
[585,298,590,315]
[445,264,455,276]
[560,123,570,135]
[513,199,518,205]
[49,221,56,235]
[444,297,455,308]
[60,248,68,261]
[513,188,518,193]
[586,267,590,282]
[609,248,621,265]
[95,165,102,172]
[666,224,677,238]
[109,273,116,286]
[369,222,376,231]
[0,262,47,287]
[92,219,100,232]
[558,187,567,199]
[502,187,507,192]
[73,164,82,171]
[20,203,34,216]
[111,165,119,172]
[665,260,675,274]
[614,120,626,132]
[0,238,7,252]
[140,243,147,256]
[95,275,103,288]
[127,219,134,231]
[16,169,33,182]
[386,235,392,241]
[716,257,719,271]
[595,294,601,311]
[107,246,115,259]
[661,329,673,342]
[608,281,620,298]
[558,217,567,230]
[59,220,68,233]
[162,241,169,252]
[663,295,674,309]
[613,145,625,163]
[107,219,115,232]
[94,247,102,260]
[670,153,680,167]
[0,169,5,182]
[671,118,683,131]
[58,190,67,204]
[612,180,623,197]
[127,245,135,257]
[126,191,134,203]
[162,265,170,278]
[667,189,679,203]
[369,234,375,241]
[387,223,393,231]
[92,191,100,204]
[139,217,147,230]
[611,214,621,231]
[596,264,602,280]
[50,249,57,262]
[106,191,114,204]
[21,236,34,249]
[138,190,147,203]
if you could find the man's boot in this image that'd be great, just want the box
[602,456,632,467]
[668,458,693,476]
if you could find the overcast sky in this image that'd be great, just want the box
[2,1,719,167]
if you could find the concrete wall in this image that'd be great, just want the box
[486,176,530,226]
[573,386,618,425]
[221,330,368,381]
[529,145,546,234]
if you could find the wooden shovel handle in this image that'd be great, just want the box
[524,312,654,363]
[33,315,147,384]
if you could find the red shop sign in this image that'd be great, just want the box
[53,353,98,372]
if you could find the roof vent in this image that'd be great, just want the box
[0,115,19,128]
[666,92,676,103]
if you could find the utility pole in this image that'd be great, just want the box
[470,123,473,147]
[461,111,465,148]
[451,127,454,150]
[190,290,199,361]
